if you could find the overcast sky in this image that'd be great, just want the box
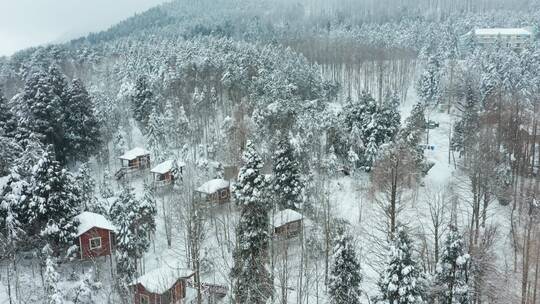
[0,0,170,56]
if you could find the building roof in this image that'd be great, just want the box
[75,212,117,237]
[151,160,187,174]
[119,147,150,160]
[273,209,303,228]
[473,27,532,36]
[131,266,194,294]
[196,179,230,194]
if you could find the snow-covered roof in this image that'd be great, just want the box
[273,209,303,228]
[75,212,117,237]
[119,147,150,160]
[473,28,532,36]
[151,160,186,174]
[196,179,230,194]
[151,160,174,174]
[131,266,194,294]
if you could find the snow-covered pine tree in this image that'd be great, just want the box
[376,227,426,304]
[0,88,15,136]
[0,135,22,176]
[131,75,155,128]
[417,56,442,105]
[44,255,64,304]
[76,164,104,214]
[28,147,80,251]
[63,79,101,162]
[434,225,470,304]
[19,70,64,154]
[0,166,28,255]
[146,108,167,162]
[110,185,156,284]
[113,132,127,159]
[109,186,138,285]
[364,133,379,171]
[174,105,191,149]
[378,92,402,142]
[272,134,303,210]
[328,227,362,304]
[231,140,273,304]
[451,76,479,157]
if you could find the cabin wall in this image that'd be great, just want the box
[274,220,302,237]
[207,188,230,204]
[79,227,113,259]
[133,280,186,304]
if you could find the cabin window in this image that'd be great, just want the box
[220,189,228,199]
[140,294,150,304]
[89,237,102,250]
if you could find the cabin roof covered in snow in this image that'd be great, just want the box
[472,28,532,36]
[131,266,194,294]
[119,147,150,160]
[273,209,303,228]
[196,179,230,194]
[151,160,181,174]
[75,212,117,237]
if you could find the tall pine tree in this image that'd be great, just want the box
[131,75,155,128]
[27,148,80,251]
[272,134,303,210]
[376,227,426,304]
[110,185,156,285]
[434,225,470,304]
[63,79,101,162]
[328,227,363,304]
[231,140,273,304]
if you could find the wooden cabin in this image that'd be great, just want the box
[195,179,231,203]
[131,267,195,304]
[150,160,185,187]
[119,148,150,169]
[75,212,116,259]
[273,209,303,238]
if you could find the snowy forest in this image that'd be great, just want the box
[1,0,540,303]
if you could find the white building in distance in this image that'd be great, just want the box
[462,27,534,50]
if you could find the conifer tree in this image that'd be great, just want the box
[328,228,362,304]
[376,227,426,304]
[44,255,64,304]
[63,79,101,161]
[231,140,272,304]
[28,148,80,250]
[19,70,64,153]
[131,75,155,128]
[364,134,379,171]
[110,185,156,284]
[146,108,167,162]
[0,88,15,136]
[76,164,104,214]
[272,134,303,210]
[434,225,470,304]
[451,76,479,156]
[417,56,442,105]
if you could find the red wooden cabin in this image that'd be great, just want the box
[75,212,117,259]
[119,148,151,169]
[131,267,195,304]
[195,179,231,204]
[150,160,185,187]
